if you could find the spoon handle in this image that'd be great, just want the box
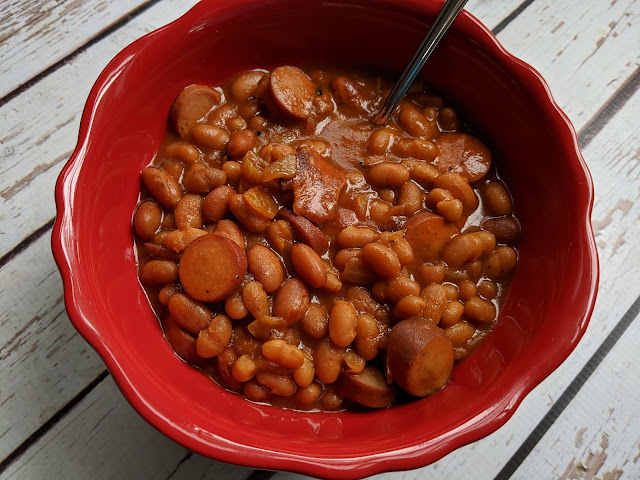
[373,0,469,125]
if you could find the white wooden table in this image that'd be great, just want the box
[1,1,639,479]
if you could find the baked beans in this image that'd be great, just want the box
[135,65,519,410]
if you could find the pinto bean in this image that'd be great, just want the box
[227,129,257,158]
[214,219,245,249]
[182,163,226,194]
[191,124,230,150]
[140,259,178,286]
[272,278,309,325]
[230,70,266,101]
[203,185,235,222]
[331,76,366,109]
[247,245,284,292]
[295,381,323,405]
[464,297,497,324]
[433,172,478,214]
[362,243,401,279]
[242,281,269,318]
[141,167,182,209]
[174,194,203,230]
[291,243,327,288]
[262,339,305,369]
[329,301,357,347]
[196,314,232,358]
[314,338,345,384]
[398,107,437,138]
[164,316,199,365]
[337,226,379,248]
[166,143,200,164]
[483,181,513,216]
[300,303,329,340]
[367,162,410,188]
[354,313,379,361]
[231,354,259,382]
[481,216,521,244]
[134,201,162,240]
[168,292,212,334]
[225,290,248,319]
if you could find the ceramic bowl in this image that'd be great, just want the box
[52,0,599,478]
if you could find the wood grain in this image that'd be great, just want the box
[0,376,251,480]
[495,0,640,129]
[0,233,106,461]
[513,308,640,480]
[0,0,149,99]
[0,0,200,260]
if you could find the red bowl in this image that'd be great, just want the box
[52,0,598,478]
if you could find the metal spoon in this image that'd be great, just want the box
[373,0,469,125]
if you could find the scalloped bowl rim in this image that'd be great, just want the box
[52,0,599,477]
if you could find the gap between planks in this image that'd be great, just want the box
[494,294,640,480]
[0,371,109,475]
[0,0,164,109]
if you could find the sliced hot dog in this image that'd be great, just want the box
[336,365,396,409]
[276,208,329,254]
[386,317,454,397]
[404,212,459,263]
[171,84,222,139]
[179,234,247,302]
[268,66,316,119]
[435,133,492,183]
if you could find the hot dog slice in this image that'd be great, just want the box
[171,85,222,139]
[269,66,316,119]
[179,234,247,302]
[404,212,459,263]
[276,208,329,254]
[386,317,454,397]
[337,365,396,409]
[435,133,492,183]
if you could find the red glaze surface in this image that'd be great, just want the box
[52,0,599,478]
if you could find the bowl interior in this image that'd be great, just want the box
[55,0,597,477]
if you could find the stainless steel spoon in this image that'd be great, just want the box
[373,0,469,125]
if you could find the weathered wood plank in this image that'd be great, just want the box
[0,233,106,461]
[270,60,640,480]
[0,0,200,259]
[0,375,251,480]
[512,309,640,480]
[0,0,149,99]
[495,0,640,129]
